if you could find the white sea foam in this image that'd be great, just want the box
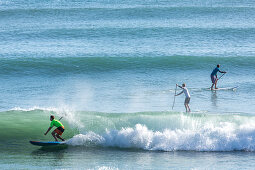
[10,106,56,112]
[67,123,255,151]
[90,166,119,170]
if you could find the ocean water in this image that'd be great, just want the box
[1,0,255,169]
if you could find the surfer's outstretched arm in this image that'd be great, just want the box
[219,71,227,74]
[175,91,183,96]
[175,84,185,96]
[44,127,52,135]
[176,84,184,89]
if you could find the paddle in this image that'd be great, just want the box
[59,112,68,121]
[172,84,177,110]
[217,72,226,81]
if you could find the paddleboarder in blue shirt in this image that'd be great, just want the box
[210,64,226,90]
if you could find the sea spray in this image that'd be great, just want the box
[67,123,255,151]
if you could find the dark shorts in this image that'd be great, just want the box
[211,75,216,84]
[185,97,190,104]
[54,126,65,136]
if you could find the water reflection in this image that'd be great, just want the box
[211,91,217,107]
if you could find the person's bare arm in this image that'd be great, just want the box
[219,70,227,74]
[176,84,184,89]
[175,91,183,96]
[44,127,52,135]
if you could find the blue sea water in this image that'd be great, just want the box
[0,0,255,169]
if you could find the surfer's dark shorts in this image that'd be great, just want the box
[185,97,190,104]
[211,75,216,84]
[54,126,65,136]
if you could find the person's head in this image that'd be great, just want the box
[50,115,55,121]
[182,83,186,87]
[217,64,220,68]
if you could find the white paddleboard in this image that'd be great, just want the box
[207,86,238,91]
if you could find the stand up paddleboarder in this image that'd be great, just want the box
[175,83,191,112]
[210,64,227,90]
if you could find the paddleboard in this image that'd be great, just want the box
[30,141,65,146]
[205,86,238,91]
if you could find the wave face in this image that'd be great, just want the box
[0,108,78,141]
[3,108,255,152]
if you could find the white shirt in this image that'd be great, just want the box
[183,87,190,98]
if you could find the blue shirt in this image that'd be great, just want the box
[211,67,220,76]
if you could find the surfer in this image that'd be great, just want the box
[175,83,191,112]
[210,64,226,90]
[44,115,65,141]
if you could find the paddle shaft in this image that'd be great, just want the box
[217,73,226,81]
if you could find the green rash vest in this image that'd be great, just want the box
[50,119,64,128]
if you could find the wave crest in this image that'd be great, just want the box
[67,123,255,151]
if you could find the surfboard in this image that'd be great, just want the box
[30,141,65,146]
[205,86,238,91]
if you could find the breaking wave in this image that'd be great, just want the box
[4,107,255,151]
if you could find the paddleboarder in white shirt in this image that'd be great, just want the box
[175,83,191,112]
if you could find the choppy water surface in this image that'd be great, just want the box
[0,0,255,169]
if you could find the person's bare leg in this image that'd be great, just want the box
[187,105,191,112]
[214,79,218,89]
[56,134,65,141]
[211,83,214,90]
[51,131,58,141]
[185,104,188,112]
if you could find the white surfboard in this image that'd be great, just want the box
[207,86,238,91]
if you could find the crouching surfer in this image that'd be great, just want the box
[44,115,65,141]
